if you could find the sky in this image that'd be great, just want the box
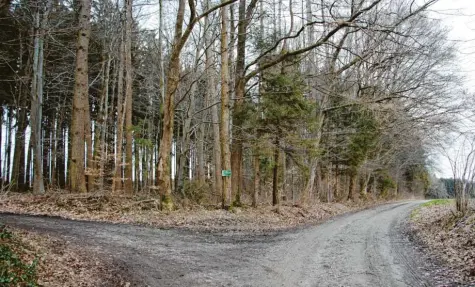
[429,0,475,177]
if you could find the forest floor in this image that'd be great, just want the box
[0,192,403,231]
[0,225,131,286]
[0,201,455,286]
[410,199,475,286]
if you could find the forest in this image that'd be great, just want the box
[0,0,465,210]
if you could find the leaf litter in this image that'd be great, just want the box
[410,201,475,286]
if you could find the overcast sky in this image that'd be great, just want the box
[432,0,475,83]
[428,0,475,177]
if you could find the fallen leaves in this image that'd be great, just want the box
[6,227,131,287]
[0,192,391,232]
[410,200,475,286]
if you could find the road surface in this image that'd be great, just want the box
[0,201,441,287]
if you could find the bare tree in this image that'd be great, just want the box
[156,0,237,209]
[441,134,475,214]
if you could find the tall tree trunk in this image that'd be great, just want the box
[112,32,125,193]
[176,33,203,195]
[272,137,280,207]
[84,99,93,191]
[156,0,236,207]
[252,153,260,207]
[134,140,140,192]
[93,53,112,190]
[56,125,66,188]
[348,171,357,201]
[69,0,91,193]
[360,171,371,198]
[5,109,12,184]
[124,0,134,194]
[12,107,27,191]
[158,0,165,104]
[50,115,57,187]
[31,1,52,194]
[196,108,206,183]
[231,0,258,205]
[204,2,222,202]
[30,9,40,192]
[26,141,32,188]
[157,0,187,210]
[176,117,189,196]
[12,30,28,191]
[282,151,286,201]
[220,2,232,208]
[230,0,247,206]
[303,0,318,201]
[43,115,51,186]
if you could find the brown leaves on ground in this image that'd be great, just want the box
[410,201,475,285]
[6,227,131,287]
[0,192,390,232]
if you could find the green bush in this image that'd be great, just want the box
[0,226,39,287]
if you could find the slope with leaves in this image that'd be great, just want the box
[410,200,475,285]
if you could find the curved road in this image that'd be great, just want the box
[0,201,437,287]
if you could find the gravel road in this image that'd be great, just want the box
[0,201,440,287]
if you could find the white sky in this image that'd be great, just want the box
[429,0,475,178]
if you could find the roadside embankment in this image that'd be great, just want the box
[0,225,130,286]
[410,199,475,285]
[0,192,404,232]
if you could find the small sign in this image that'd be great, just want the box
[222,170,232,177]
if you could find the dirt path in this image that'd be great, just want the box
[0,201,442,287]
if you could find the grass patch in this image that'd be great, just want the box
[411,199,453,220]
[420,199,453,207]
[411,199,455,220]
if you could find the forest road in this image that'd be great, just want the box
[0,201,438,287]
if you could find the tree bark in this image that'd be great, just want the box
[69,0,91,193]
[112,32,125,193]
[156,0,237,207]
[12,29,28,191]
[231,0,258,205]
[272,137,280,207]
[124,0,134,194]
[348,171,357,201]
[156,0,187,209]
[31,0,52,194]
[252,152,260,207]
[220,2,232,208]
[207,42,222,202]
[84,97,93,192]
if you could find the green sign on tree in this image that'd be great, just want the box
[222,170,232,177]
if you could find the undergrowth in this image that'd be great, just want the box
[0,226,39,287]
